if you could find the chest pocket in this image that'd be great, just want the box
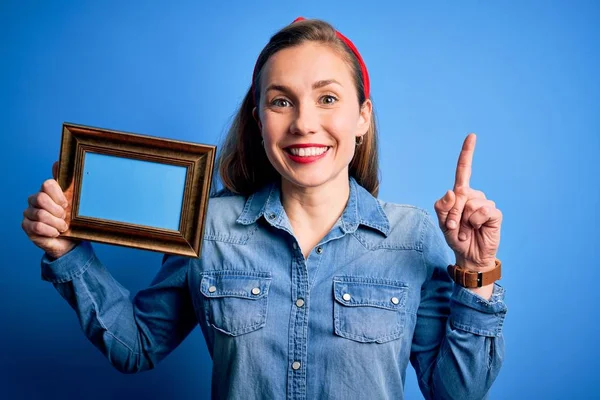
[200,271,272,336]
[333,276,409,344]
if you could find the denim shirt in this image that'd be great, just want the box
[41,177,507,400]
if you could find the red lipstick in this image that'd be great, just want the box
[284,144,330,164]
[285,143,328,149]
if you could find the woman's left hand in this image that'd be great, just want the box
[433,134,503,272]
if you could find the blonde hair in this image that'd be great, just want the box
[217,18,380,196]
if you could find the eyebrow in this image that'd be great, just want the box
[313,79,342,89]
[265,79,343,94]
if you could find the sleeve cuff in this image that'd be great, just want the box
[41,241,96,284]
[449,283,507,337]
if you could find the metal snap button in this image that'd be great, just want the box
[295,298,305,307]
[342,293,351,301]
[208,286,217,293]
[292,361,301,370]
[251,287,261,295]
[391,297,399,305]
[316,246,323,254]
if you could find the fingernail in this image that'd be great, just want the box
[459,232,467,241]
[447,220,457,229]
[62,223,69,232]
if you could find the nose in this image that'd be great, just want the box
[290,102,319,136]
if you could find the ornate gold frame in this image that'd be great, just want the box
[57,122,216,257]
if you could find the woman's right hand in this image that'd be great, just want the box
[22,162,78,259]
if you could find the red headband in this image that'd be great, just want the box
[251,17,370,104]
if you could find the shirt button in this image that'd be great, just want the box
[342,293,351,301]
[295,298,305,307]
[316,246,323,254]
[292,242,298,249]
[391,297,399,305]
[208,286,216,293]
[268,213,276,220]
[251,287,261,295]
[292,361,301,370]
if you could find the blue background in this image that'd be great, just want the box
[80,153,186,230]
[2,0,598,399]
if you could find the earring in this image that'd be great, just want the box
[355,136,364,146]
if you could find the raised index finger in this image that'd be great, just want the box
[454,133,476,189]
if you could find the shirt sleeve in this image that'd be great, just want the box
[41,241,198,373]
[410,213,507,400]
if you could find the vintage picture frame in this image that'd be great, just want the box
[57,122,216,257]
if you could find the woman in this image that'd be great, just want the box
[22,18,506,399]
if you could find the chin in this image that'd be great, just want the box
[281,169,346,190]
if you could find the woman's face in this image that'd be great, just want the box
[256,42,371,191]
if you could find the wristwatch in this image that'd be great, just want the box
[447,259,502,288]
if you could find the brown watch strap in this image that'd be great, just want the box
[447,259,502,288]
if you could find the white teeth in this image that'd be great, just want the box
[288,147,328,157]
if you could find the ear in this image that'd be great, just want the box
[356,99,372,137]
[252,107,263,131]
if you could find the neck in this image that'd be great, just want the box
[280,173,351,242]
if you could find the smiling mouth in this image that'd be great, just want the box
[285,146,330,157]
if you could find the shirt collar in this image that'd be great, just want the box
[236,177,390,237]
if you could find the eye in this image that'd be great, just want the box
[319,94,338,105]
[271,98,292,108]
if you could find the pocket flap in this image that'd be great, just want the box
[201,271,272,300]
[333,277,408,311]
